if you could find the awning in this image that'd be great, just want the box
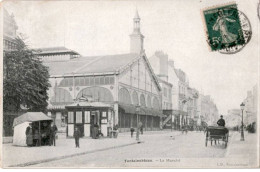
[146,108,165,117]
[66,101,112,108]
[119,104,165,117]
[13,112,53,127]
[118,104,136,114]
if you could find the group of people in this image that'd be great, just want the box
[25,122,58,147]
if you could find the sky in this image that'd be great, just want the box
[3,0,259,115]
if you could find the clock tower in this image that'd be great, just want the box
[130,10,144,54]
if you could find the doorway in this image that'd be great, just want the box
[90,110,100,138]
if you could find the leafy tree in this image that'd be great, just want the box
[3,37,50,113]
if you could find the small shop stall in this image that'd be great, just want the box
[65,101,114,138]
[13,112,53,146]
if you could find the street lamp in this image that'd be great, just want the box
[136,105,141,141]
[240,102,245,141]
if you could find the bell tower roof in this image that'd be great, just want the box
[130,9,144,54]
[134,9,140,19]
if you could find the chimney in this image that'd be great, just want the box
[168,60,174,68]
[155,51,168,81]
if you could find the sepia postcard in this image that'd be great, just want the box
[0,0,259,168]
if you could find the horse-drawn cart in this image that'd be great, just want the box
[205,126,229,148]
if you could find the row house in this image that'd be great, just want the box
[187,87,199,128]
[197,94,219,126]
[243,85,258,127]
[149,51,195,130]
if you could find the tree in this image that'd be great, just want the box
[3,37,51,113]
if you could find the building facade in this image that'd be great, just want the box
[3,8,18,51]
[243,84,258,129]
[187,87,199,128]
[43,10,164,137]
[149,51,194,130]
[157,77,173,128]
[197,94,219,126]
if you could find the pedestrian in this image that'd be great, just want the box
[114,124,119,138]
[92,123,99,139]
[49,122,58,146]
[41,122,49,146]
[130,127,135,138]
[136,121,142,141]
[33,129,40,146]
[73,127,81,148]
[140,122,143,135]
[26,123,33,147]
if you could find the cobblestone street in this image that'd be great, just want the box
[30,131,228,167]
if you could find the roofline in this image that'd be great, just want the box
[35,50,80,56]
[141,52,162,91]
[49,71,119,78]
[114,52,161,91]
[157,77,173,87]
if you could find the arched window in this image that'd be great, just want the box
[152,97,160,109]
[119,87,131,104]
[147,95,152,108]
[59,78,73,87]
[50,88,74,105]
[132,91,139,105]
[76,86,114,102]
[140,94,146,107]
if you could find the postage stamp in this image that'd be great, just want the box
[202,3,252,54]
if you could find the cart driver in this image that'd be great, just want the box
[217,115,225,127]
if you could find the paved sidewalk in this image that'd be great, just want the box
[3,130,178,167]
[226,131,259,167]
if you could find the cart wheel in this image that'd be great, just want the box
[205,138,208,147]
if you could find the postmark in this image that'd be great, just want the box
[202,3,252,54]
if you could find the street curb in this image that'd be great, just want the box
[8,141,143,167]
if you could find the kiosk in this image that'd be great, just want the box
[65,101,114,138]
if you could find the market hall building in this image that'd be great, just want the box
[40,10,164,137]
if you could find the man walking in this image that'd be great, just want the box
[26,123,33,147]
[140,122,143,135]
[49,122,58,146]
[136,121,142,141]
[73,127,81,148]
[130,127,135,138]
